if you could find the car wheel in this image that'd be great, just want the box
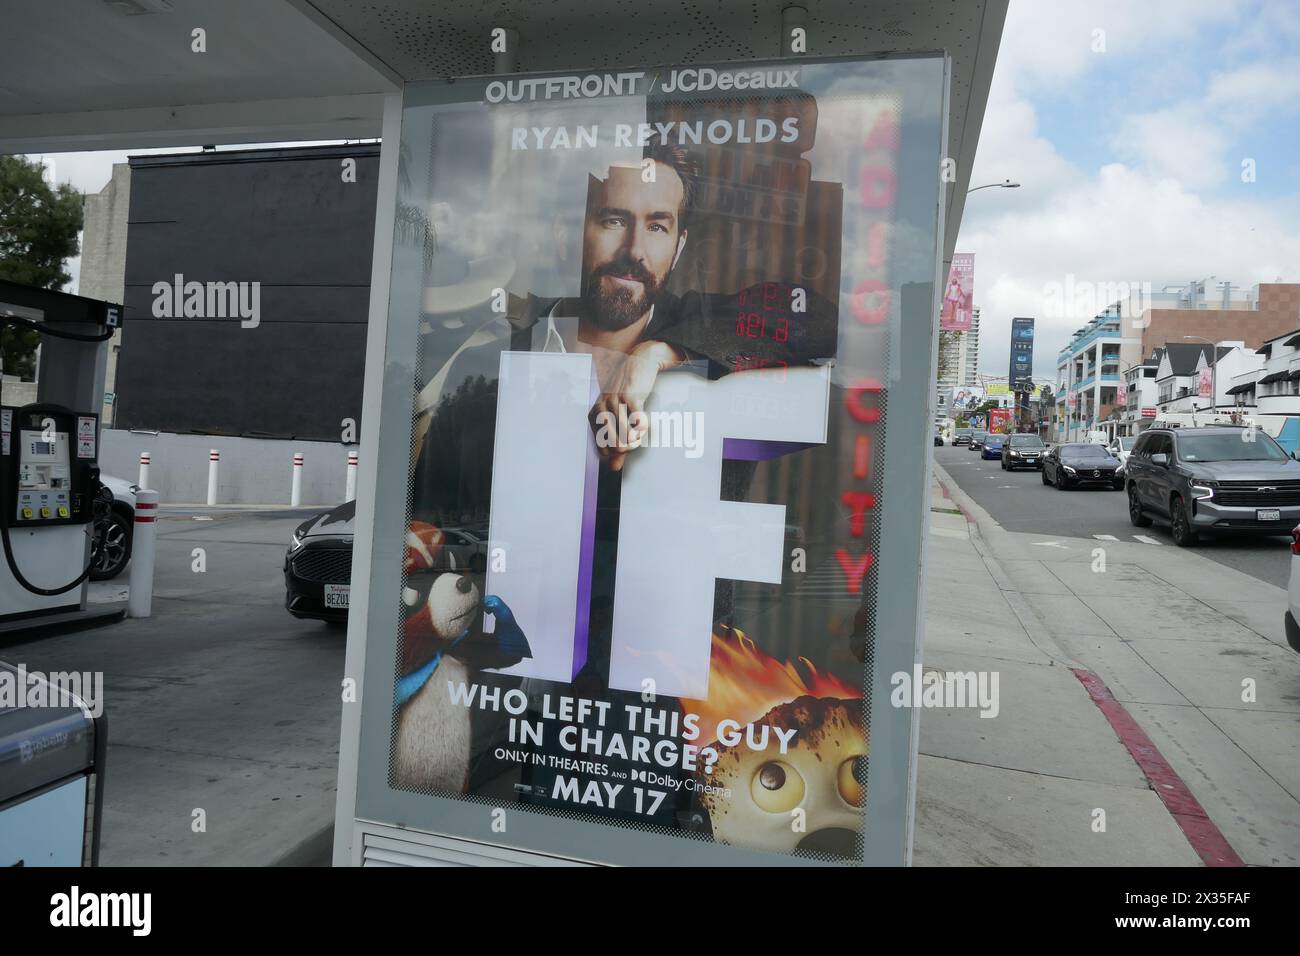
[90,507,133,581]
[1128,486,1152,527]
[1170,494,1198,546]
[1041,467,1050,485]
[1055,468,1068,490]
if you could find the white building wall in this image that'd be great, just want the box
[100,429,358,506]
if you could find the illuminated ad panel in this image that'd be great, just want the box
[358,54,946,865]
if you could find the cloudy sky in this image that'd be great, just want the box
[29,1,1300,386]
[961,0,1300,382]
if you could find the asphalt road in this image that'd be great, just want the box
[936,444,1294,589]
[13,506,344,865]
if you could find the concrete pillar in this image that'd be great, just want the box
[493,27,518,74]
[781,6,807,55]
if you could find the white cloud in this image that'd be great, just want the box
[1113,57,1300,189]
[957,0,1300,381]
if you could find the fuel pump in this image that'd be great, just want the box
[1,403,103,596]
[0,279,120,629]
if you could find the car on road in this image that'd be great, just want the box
[1002,433,1046,470]
[1287,524,1300,653]
[1042,442,1124,491]
[981,434,1006,460]
[1125,426,1300,547]
[1108,435,1137,469]
[970,430,988,450]
[91,473,136,581]
[934,426,944,447]
[952,427,973,446]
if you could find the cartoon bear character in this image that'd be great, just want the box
[392,522,529,794]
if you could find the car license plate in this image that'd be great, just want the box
[324,584,350,609]
[1257,509,1281,522]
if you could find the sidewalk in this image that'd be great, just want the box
[914,473,1201,865]
[915,464,1299,866]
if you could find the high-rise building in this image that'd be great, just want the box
[961,307,981,385]
[935,307,980,420]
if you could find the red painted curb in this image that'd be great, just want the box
[934,475,976,525]
[1071,668,1244,867]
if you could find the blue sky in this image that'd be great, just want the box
[959,0,1300,379]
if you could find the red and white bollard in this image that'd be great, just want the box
[291,451,304,507]
[345,450,358,501]
[206,449,219,506]
[128,489,158,618]
[138,451,151,489]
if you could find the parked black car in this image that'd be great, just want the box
[284,501,356,625]
[1125,426,1300,546]
[1002,433,1046,470]
[1042,442,1124,490]
[284,503,489,624]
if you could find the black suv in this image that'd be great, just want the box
[1002,433,1046,470]
[1125,426,1300,546]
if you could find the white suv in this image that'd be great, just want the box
[92,474,137,580]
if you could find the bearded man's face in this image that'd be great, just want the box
[580,163,686,330]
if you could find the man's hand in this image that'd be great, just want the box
[589,340,686,472]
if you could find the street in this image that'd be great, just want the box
[936,445,1294,588]
[932,446,1300,865]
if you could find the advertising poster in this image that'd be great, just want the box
[1009,317,1034,390]
[1198,366,1213,399]
[988,408,1013,434]
[949,385,984,411]
[940,253,973,331]
[358,54,945,866]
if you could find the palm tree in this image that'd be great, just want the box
[393,140,437,272]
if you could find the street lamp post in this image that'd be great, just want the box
[967,179,1021,194]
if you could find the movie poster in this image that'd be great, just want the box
[380,57,923,865]
[940,253,973,332]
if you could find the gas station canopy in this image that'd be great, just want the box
[0,0,1006,266]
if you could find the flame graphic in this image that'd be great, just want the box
[683,624,860,747]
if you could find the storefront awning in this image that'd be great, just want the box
[1258,371,1288,384]
[1225,382,1254,395]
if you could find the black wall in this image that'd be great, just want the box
[116,145,379,441]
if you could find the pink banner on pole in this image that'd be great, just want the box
[940,253,974,331]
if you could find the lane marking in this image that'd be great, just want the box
[1133,534,1161,545]
[1072,668,1244,867]
[1032,540,1068,549]
[1093,534,1118,541]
